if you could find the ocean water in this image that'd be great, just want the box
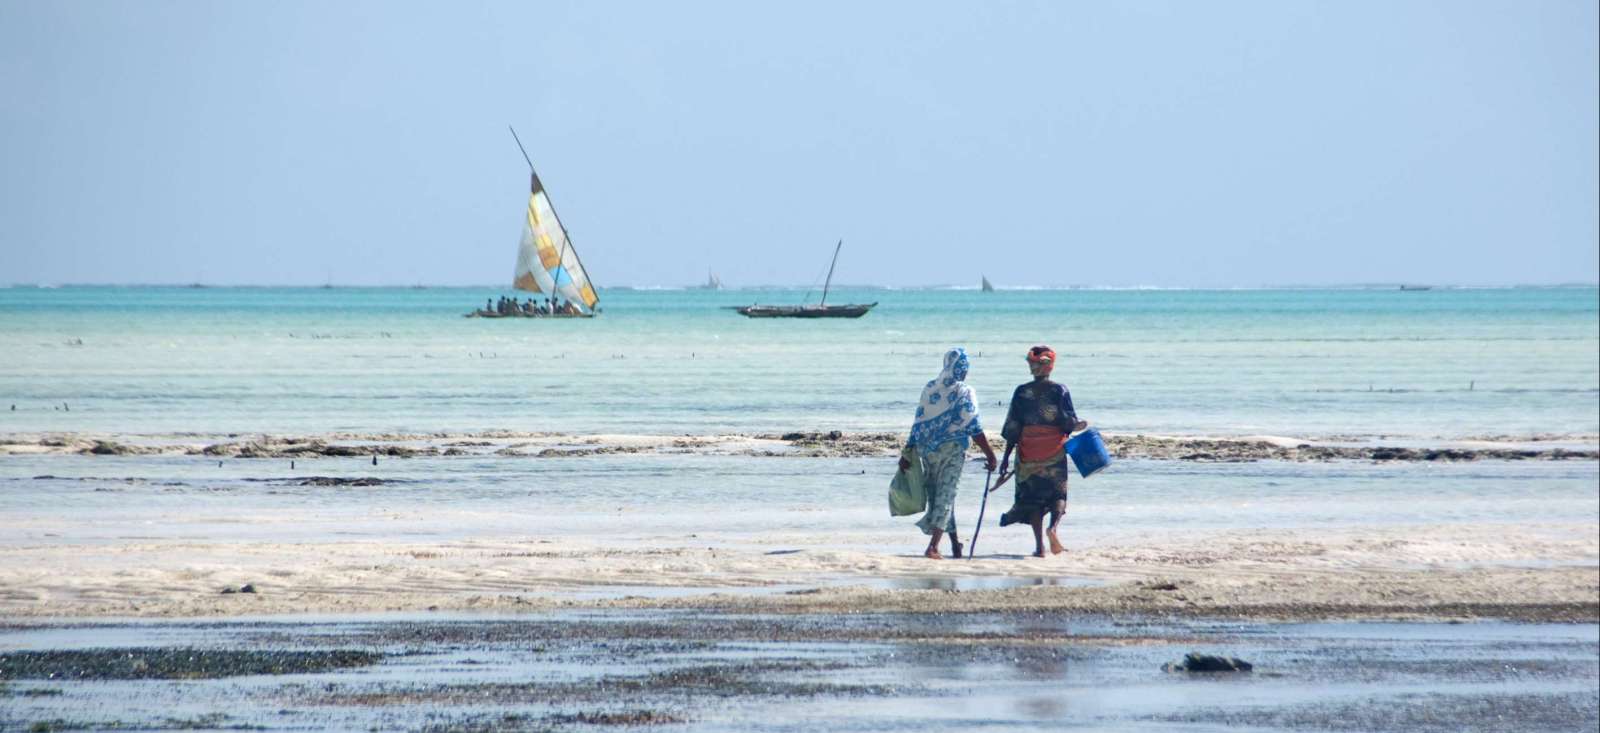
[1,286,1597,599]
[1,285,1596,439]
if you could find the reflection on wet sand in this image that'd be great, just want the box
[5,612,1590,732]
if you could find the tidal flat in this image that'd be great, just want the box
[2,611,1596,732]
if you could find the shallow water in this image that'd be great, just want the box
[3,286,1596,439]
[2,454,1595,554]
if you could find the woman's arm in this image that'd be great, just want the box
[972,432,998,472]
[1060,386,1086,434]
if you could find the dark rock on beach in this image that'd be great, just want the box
[1163,652,1253,673]
[79,441,158,456]
[551,710,687,726]
[296,476,385,487]
[195,438,434,459]
[1368,447,1417,461]
[771,431,900,457]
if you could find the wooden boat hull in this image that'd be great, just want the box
[465,310,594,319]
[735,303,876,319]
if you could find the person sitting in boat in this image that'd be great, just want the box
[996,345,1088,557]
[900,347,998,560]
[485,298,493,314]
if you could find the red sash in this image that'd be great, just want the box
[1018,425,1066,462]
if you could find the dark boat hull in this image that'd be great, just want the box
[465,310,594,319]
[735,303,877,319]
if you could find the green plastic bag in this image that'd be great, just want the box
[888,445,926,516]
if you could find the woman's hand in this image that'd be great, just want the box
[972,433,998,472]
[1075,419,1089,432]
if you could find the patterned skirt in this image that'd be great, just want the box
[915,440,965,536]
[999,451,1069,526]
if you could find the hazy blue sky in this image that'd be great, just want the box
[2,0,1595,287]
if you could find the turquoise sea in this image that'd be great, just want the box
[1,285,1596,440]
[3,284,1596,567]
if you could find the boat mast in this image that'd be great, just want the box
[819,239,842,307]
[508,125,599,308]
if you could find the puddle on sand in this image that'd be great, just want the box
[866,574,1103,591]
[1,612,1594,732]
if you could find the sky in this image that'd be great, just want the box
[1,0,1596,288]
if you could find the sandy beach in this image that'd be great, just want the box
[2,429,1595,624]
[3,528,1595,621]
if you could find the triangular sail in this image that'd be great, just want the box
[981,275,994,292]
[513,171,599,310]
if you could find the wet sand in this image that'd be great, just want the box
[2,611,1595,732]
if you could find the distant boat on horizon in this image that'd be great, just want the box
[1398,284,1433,291]
[697,271,723,290]
[981,275,995,293]
[735,240,877,319]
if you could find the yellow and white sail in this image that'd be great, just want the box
[512,171,599,310]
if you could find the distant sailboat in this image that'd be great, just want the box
[735,240,877,319]
[698,271,723,290]
[469,126,600,319]
[981,275,995,292]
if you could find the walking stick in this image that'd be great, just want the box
[969,468,995,559]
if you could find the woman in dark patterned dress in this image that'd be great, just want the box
[997,345,1088,557]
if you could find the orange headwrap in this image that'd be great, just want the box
[1026,345,1056,377]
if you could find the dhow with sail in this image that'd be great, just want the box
[469,126,600,319]
[735,240,876,318]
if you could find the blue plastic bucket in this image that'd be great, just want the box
[1065,428,1111,478]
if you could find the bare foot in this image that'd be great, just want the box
[1032,548,1046,558]
[950,541,964,559]
[1047,530,1065,555]
[924,548,944,560]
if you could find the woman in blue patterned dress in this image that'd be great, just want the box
[900,347,998,559]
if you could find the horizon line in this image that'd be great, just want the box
[7,281,1599,291]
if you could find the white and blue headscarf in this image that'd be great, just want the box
[908,347,982,452]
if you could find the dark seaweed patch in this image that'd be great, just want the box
[0,648,381,680]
